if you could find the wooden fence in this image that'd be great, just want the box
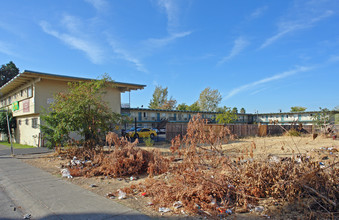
[166,123,313,141]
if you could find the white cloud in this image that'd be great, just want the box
[225,66,312,99]
[108,40,148,73]
[260,9,334,49]
[146,31,191,48]
[157,0,178,32]
[328,55,339,63]
[250,6,268,19]
[218,37,249,64]
[85,0,108,12]
[40,21,104,64]
[0,41,17,57]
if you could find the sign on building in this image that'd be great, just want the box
[23,100,30,113]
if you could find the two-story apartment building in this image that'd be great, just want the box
[121,108,337,129]
[121,107,252,129]
[0,70,145,146]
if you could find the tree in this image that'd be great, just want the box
[41,76,121,147]
[215,106,238,124]
[198,87,222,112]
[232,107,238,114]
[240,108,246,113]
[149,86,177,110]
[0,110,16,143]
[188,101,200,111]
[177,103,189,111]
[0,61,19,87]
[290,106,307,112]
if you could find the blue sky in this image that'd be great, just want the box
[0,0,338,113]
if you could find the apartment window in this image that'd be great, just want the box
[25,119,29,125]
[20,90,23,97]
[8,97,11,104]
[32,118,38,128]
[143,112,147,117]
[18,120,21,126]
[27,87,32,97]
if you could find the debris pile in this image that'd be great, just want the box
[131,115,338,218]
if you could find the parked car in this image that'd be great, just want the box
[152,128,159,134]
[158,128,166,134]
[126,128,157,139]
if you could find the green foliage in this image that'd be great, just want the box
[41,76,122,148]
[198,87,222,111]
[149,86,176,110]
[240,108,246,113]
[312,107,331,127]
[188,101,200,111]
[286,128,300,137]
[215,106,238,124]
[290,106,307,112]
[144,136,154,147]
[176,103,189,111]
[232,107,238,114]
[0,61,19,87]
[0,110,16,142]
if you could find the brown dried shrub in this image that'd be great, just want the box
[136,114,338,218]
[63,138,170,178]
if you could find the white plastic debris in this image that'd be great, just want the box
[117,189,126,199]
[130,176,137,181]
[254,206,264,213]
[159,207,171,213]
[23,214,31,219]
[61,168,73,178]
[173,201,183,209]
[269,155,280,163]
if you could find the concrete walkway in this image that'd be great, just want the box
[0,146,150,220]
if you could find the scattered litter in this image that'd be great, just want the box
[71,156,82,166]
[263,214,271,218]
[159,207,171,213]
[23,214,31,219]
[173,201,183,209]
[117,178,123,181]
[130,176,137,181]
[61,168,73,178]
[117,189,126,199]
[109,196,115,199]
[147,201,154,206]
[210,198,216,206]
[269,155,280,163]
[254,206,264,213]
[141,192,147,197]
[225,209,232,214]
[90,184,97,188]
[322,156,329,160]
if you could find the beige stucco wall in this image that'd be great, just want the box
[14,115,41,147]
[34,79,121,114]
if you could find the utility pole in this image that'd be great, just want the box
[6,111,14,155]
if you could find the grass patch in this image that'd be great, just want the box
[0,141,35,149]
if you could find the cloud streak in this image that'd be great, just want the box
[218,37,249,64]
[250,6,268,19]
[85,0,108,12]
[0,41,17,57]
[108,40,148,73]
[260,9,333,49]
[225,66,312,99]
[40,20,103,64]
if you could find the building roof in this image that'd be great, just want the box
[0,70,146,96]
[122,107,221,114]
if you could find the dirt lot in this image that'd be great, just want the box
[21,135,338,219]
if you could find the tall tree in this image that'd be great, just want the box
[0,61,19,87]
[0,110,16,143]
[198,87,222,111]
[215,106,238,124]
[188,101,200,111]
[240,108,246,113]
[290,106,307,112]
[232,107,238,114]
[176,103,189,111]
[41,76,121,147]
[149,86,176,110]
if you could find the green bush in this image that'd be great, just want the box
[287,128,300,137]
[144,136,154,147]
